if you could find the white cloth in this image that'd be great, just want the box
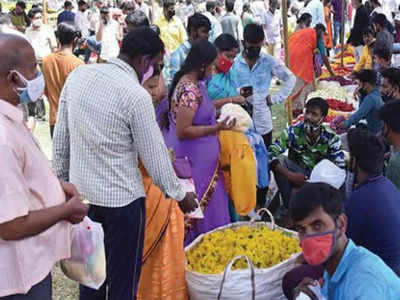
[137,3,151,19]
[302,0,326,28]
[89,8,100,32]
[25,25,57,61]
[371,6,394,23]
[264,9,282,44]
[354,45,364,63]
[99,20,120,61]
[385,0,399,14]
[251,0,268,24]
[75,10,91,38]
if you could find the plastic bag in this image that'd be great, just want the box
[61,217,106,289]
[218,103,253,132]
[309,159,346,189]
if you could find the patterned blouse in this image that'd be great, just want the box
[170,79,202,123]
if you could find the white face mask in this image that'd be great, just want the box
[32,19,43,27]
[12,70,45,104]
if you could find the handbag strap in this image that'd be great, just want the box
[217,255,256,300]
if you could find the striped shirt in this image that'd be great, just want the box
[53,58,186,208]
[269,122,345,172]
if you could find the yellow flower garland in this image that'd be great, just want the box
[186,226,301,274]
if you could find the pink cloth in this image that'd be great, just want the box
[0,100,71,297]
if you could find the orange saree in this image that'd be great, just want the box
[324,6,333,49]
[289,28,317,84]
[137,165,188,300]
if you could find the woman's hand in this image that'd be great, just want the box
[217,117,236,131]
[232,95,245,104]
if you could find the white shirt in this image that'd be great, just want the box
[203,11,223,42]
[99,19,120,61]
[371,6,394,23]
[89,8,100,32]
[25,25,57,61]
[264,9,282,44]
[302,0,326,28]
[384,0,398,14]
[251,0,268,24]
[137,2,151,19]
[74,10,90,38]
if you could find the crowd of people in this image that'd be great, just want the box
[1,0,400,299]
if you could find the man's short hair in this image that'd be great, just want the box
[187,13,211,34]
[362,26,374,36]
[243,23,265,43]
[375,47,392,61]
[354,69,377,86]
[290,183,344,223]
[373,13,387,27]
[225,0,235,12]
[347,127,385,174]
[214,33,239,51]
[16,1,26,10]
[125,10,149,27]
[163,0,176,8]
[56,22,77,45]
[0,12,11,25]
[206,0,216,11]
[305,97,329,117]
[64,1,73,8]
[28,7,42,19]
[379,101,400,133]
[78,0,87,7]
[381,67,400,90]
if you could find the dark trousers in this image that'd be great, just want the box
[50,125,55,139]
[0,274,51,300]
[282,264,325,300]
[21,99,46,120]
[273,156,309,209]
[80,198,146,300]
[262,131,273,148]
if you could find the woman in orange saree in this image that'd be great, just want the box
[136,68,188,300]
[323,0,334,54]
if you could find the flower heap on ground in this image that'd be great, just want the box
[186,225,301,274]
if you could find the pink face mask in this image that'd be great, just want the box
[141,62,154,85]
[300,230,337,266]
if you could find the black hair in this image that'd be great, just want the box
[28,7,42,19]
[150,24,161,35]
[243,23,265,43]
[354,69,377,86]
[305,97,329,116]
[225,0,235,12]
[100,6,110,14]
[374,46,391,61]
[379,101,400,133]
[290,183,344,223]
[371,0,381,6]
[125,10,150,27]
[16,1,26,9]
[187,13,211,34]
[214,33,239,52]
[243,3,250,11]
[373,13,386,27]
[381,67,400,90]
[56,22,77,45]
[164,39,217,129]
[64,1,73,8]
[0,12,11,25]
[297,12,312,24]
[206,0,216,11]
[121,1,135,11]
[315,23,326,32]
[163,0,176,8]
[78,0,87,7]
[362,26,374,36]
[347,127,385,174]
[120,26,165,59]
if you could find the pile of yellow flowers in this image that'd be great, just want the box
[186,225,301,274]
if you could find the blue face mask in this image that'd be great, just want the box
[12,70,45,104]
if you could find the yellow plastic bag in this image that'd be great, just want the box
[219,131,257,215]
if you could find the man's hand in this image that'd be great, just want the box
[288,172,308,187]
[232,95,245,104]
[60,180,80,201]
[293,278,319,300]
[178,192,198,214]
[63,195,88,224]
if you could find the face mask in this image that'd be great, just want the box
[12,70,45,104]
[32,19,43,27]
[217,55,233,74]
[300,229,337,266]
[166,10,175,19]
[244,46,261,60]
[140,60,155,84]
[304,117,324,135]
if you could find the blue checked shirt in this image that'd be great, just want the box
[53,58,186,207]
[168,40,191,87]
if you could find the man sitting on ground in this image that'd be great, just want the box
[345,128,400,276]
[380,101,400,192]
[269,97,345,213]
[288,183,400,299]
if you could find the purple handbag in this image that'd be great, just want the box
[173,156,192,179]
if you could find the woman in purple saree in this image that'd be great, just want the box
[163,39,233,246]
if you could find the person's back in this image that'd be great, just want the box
[376,27,394,52]
[57,10,75,25]
[345,176,400,275]
[220,12,239,39]
[322,239,400,299]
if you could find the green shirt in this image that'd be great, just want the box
[9,10,28,29]
[269,122,345,172]
[387,149,400,192]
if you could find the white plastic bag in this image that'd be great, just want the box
[185,209,300,299]
[61,217,106,289]
[218,103,253,132]
[179,178,204,219]
[309,159,346,189]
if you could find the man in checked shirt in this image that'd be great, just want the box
[53,27,198,300]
